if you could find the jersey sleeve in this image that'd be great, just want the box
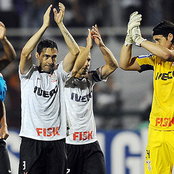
[18,65,35,80]
[57,61,72,82]
[136,53,155,72]
[88,67,107,84]
[0,76,7,102]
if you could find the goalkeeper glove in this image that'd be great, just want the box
[125,11,142,46]
[132,26,147,46]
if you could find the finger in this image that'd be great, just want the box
[130,14,142,23]
[131,21,141,28]
[59,3,65,11]
[95,24,98,30]
[88,29,91,35]
[129,11,138,19]
[53,8,57,15]
[46,4,52,13]
[92,26,98,33]
[92,35,100,40]
[0,21,5,27]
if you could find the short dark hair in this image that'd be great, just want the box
[153,20,174,43]
[37,39,58,55]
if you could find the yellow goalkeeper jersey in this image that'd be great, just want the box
[136,53,174,130]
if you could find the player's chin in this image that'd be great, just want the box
[44,67,53,73]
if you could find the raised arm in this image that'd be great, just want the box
[0,101,9,140]
[71,29,93,76]
[133,30,174,62]
[20,5,52,75]
[0,22,16,71]
[131,12,174,62]
[119,12,142,71]
[53,2,80,73]
[91,25,118,79]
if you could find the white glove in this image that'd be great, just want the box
[125,11,142,46]
[132,26,147,46]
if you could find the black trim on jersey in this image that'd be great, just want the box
[89,70,101,82]
[139,64,154,73]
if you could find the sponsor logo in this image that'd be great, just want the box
[156,117,174,127]
[71,91,92,102]
[73,131,93,141]
[34,85,58,98]
[49,73,57,82]
[36,127,60,137]
[155,71,174,81]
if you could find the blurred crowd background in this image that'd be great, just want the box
[0,0,173,131]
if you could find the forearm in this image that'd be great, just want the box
[0,101,7,127]
[100,45,118,69]
[72,46,91,76]
[21,25,48,56]
[58,22,80,56]
[1,36,16,62]
[141,40,174,61]
[119,44,133,69]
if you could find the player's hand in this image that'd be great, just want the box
[91,24,104,47]
[53,2,65,25]
[0,126,9,140]
[0,22,6,40]
[43,4,52,28]
[132,26,146,46]
[86,29,93,49]
[125,11,142,46]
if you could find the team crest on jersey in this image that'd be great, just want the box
[146,159,152,172]
[49,73,57,82]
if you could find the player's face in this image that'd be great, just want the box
[78,53,91,76]
[153,35,172,48]
[38,47,58,72]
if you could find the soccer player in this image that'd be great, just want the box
[65,24,118,174]
[18,3,81,174]
[120,11,174,174]
[0,21,16,174]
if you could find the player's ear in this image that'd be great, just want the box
[35,52,40,60]
[168,33,173,42]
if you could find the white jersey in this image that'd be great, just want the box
[65,68,105,145]
[19,61,71,141]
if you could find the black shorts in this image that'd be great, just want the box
[0,139,11,174]
[66,141,106,174]
[18,137,67,174]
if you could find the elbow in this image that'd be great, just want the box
[109,61,118,73]
[112,62,118,70]
[71,69,78,77]
[70,47,80,57]
[162,52,173,61]
[111,58,119,70]
[21,47,29,58]
[119,60,127,70]
[13,51,17,60]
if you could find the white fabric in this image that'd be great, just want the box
[65,69,105,145]
[19,61,71,141]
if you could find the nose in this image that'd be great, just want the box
[48,57,53,64]
[86,61,90,67]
